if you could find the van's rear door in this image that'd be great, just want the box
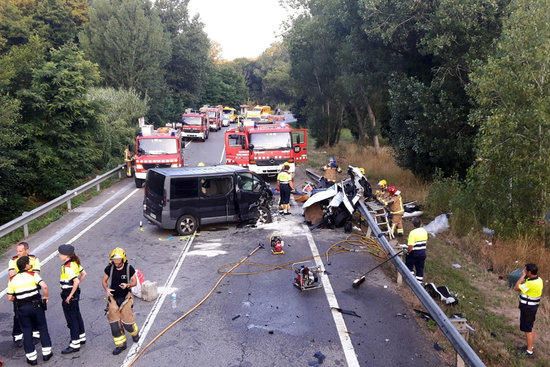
[144,170,165,223]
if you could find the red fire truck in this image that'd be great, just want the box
[201,106,222,131]
[133,126,184,188]
[181,112,209,141]
[224,123,308,176]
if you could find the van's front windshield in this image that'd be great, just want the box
[250,132,291,151]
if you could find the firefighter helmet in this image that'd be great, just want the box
[109,247,126,262]
[378,179,387,189]
[387,185,397,195]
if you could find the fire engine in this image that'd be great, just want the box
[133,125,184,188]
[181,112,209,141]
[200,106,222,131]
[224,122,308,176]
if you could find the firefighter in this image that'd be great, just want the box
[322,157,342,184]
[102,247,139,355]
[375,179,388,203]
[514,263,543,357]
[277,163,294,215]
[7,256,53,365]
[124,145,134,178]
[406,217,428,284]
[384,185,404,236]
[58,244,87,354]
[8,242,41,347]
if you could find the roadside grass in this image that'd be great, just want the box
[305,136,549,367]
[0,175,122,255]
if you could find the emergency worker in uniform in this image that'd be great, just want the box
[406,218,428,284]
[7,256,53,365]
[8,242,41,346]
[277,163,294,215]
[382,185,404,237]
[58,244,87,354]
[102,247,139,355]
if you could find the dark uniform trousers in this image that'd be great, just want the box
[406,250,426,282]
[17,300,52,356]
[13,302,39,341]
[61,289,85,347]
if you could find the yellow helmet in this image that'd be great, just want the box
[197,162,205,167]
[359,168,366,175]
[378,179,387,188]
[109,247,126,262]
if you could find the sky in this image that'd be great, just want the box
[188,0,289,60]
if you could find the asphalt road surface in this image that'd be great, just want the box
[0,124,444,366]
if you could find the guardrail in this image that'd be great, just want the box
[304,168,485,367]
[0,164,125,240]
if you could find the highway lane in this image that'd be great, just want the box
[0,125,444,366]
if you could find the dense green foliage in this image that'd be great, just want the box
[459,0,549,237]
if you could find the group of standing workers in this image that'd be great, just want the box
[6,242,140,365]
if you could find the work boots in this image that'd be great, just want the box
[112,344,127,355]
[26,358,37,366]
[61,346,79,354]
[132,334,140,343]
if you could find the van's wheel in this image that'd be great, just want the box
[135,178,144,188]
[176,214,198,235]
[257,206,272,224]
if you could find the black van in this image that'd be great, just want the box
[143,165,273,235]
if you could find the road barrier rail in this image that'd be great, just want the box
[0,164,125,240]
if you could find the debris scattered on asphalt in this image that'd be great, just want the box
[385,338,390,342]
[232,315,241,321]
[396,313,409,319]
[332,307,361,318]
[383,285,388,289]
[452,263,462,269]
[313,351,326,364]
[434,342,444,351]
[268,330,274,334]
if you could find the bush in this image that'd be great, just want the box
[425,175,461,217]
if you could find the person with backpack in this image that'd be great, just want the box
[102,247,140,355]
[57,244,87,354]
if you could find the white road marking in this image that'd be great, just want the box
[121,234,196,367]
[185,140,192,148]
[304,228,360,367]
[219,144,226,164]
[0,188,139,297]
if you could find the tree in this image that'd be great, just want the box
[22,44,102,197]
[155,0,210,114]
[80,0,171,123]
[202,62,248,107]
[465,0,550,236]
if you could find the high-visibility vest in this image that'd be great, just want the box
[8,255,41,277]
[60,261,84,290]
[7,271,43,302]
[408,227,428,251]
[519,277,543,306]
[277,171,292,184]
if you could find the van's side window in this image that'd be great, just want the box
[170,178,198,199]
[200,177,233,197]
[228,134,245,147]
[238,173,262,193]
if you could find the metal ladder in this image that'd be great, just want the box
[364,201,394,239]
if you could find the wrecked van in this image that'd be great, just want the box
[143,165,273,235]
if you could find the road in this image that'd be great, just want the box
[0,125,444,366]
